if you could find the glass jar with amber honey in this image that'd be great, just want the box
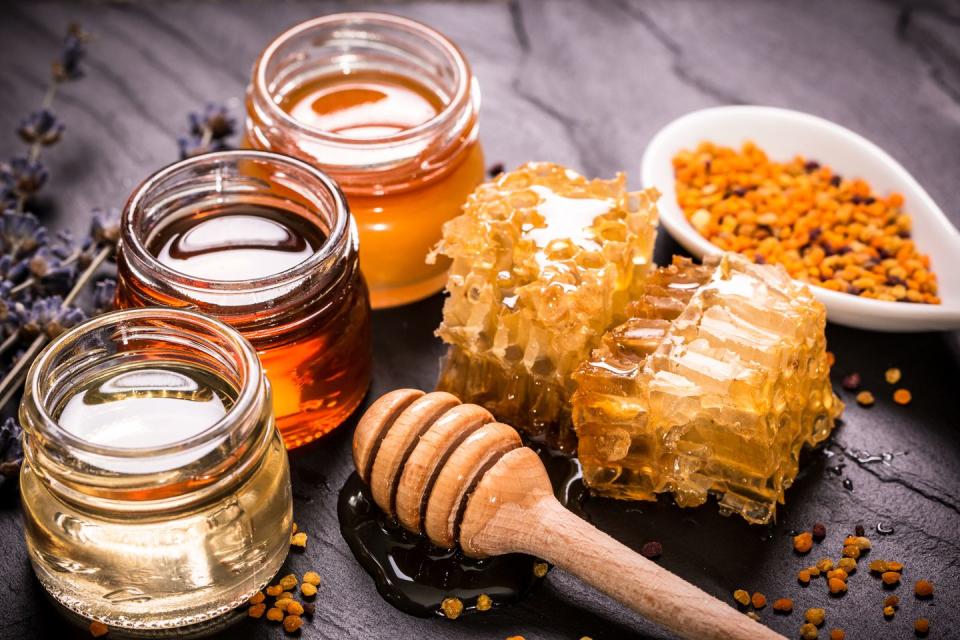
[19,308,292,632]
[245,12,484,308]
[116,150,371,448]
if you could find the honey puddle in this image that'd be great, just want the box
[338,442,586,617]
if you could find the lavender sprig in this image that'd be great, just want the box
[178,103,237,158]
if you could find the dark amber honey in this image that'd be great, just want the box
[117,152,372,449]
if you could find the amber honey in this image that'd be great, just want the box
[117,151,372,449]
[246,13,485,308]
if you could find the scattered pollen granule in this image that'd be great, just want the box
[856,390,875,406]
[805,608,826,626]
[266,607,284,622]
[837,557,857,574]
[893,388,912,405]
[883,605,895,618]
[773,598,793,613]
[798,570,812,585]
[286,601,305,616]
[826,569,848,582]
[533,562,549,578]
[812,523,827,541]
[751,592,766,609]
[441,597,464,620]
[248,603,266,619]
[300,582,318,598]
[830,629,845,640]
[841,545,861,559]
[914,618,930,635]
[89,621,109,638]
[882,571,901,586]
[302,571,321,586]
[885,368,902,384]
[282,614,303,633]
[476,594,493,612]
[290,531,308,548]
[914,579,934,598]
[266,584,283,597]
[248,591,265,605]
[800,622,819,640]
[734,589,751,606]
[794,532,814,554]
[828,578,848,595]
[884,595,900,608]
[278,574,298,591]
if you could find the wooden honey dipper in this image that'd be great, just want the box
[353,389,784,640]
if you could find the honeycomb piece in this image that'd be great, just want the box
[572,253,842,523]
[432,162,659,445]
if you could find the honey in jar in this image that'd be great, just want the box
[246,12,485,308]
[117,150,372,449]
[19,308,292,631]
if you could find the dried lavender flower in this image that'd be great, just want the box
[87,207,121,249]
[27,247,75,295]
[0,417,23,486]
[0,213,47,259]
[189,103,236,141]
[1,158,48,199]
[16,296,86,340]
[17,110,64,146]
[179,103,236,158]
[92,278,116,314]
[52,25,88,82]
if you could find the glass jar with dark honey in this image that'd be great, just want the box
[116,150,371,448]
[245,12,484,308]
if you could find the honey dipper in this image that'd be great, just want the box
[353,389,785,640]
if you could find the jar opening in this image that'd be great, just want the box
[22,308,264,473]
[254,12,472,147]
[122,150,351,294]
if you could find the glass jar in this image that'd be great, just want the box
[116,150,372,448]
[245,12,484,308]
[19,308,292,632]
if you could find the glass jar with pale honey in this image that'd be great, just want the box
[245,12,484,308]
[116,150,371,448]
[20,308,291,632]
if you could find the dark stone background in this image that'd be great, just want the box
[1,1,958,639]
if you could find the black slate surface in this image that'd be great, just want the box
[1,1,959,639]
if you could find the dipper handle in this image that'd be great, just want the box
[459,449,784,640]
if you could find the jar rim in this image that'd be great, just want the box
[252,12,473,150]
[24,307,263,462]
[122,149,352,294]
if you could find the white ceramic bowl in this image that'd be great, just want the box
[641,106,960,332]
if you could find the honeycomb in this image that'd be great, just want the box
[572,254,842,524]
[431,162,659,446]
